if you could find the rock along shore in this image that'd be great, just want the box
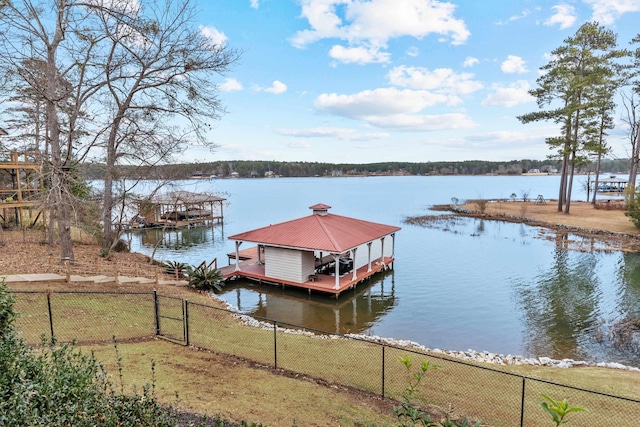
[219,299,640,373]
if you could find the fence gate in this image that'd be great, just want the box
[154,292,188,345]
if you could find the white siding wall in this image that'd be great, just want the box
[301,251,315,280]
[265,247,315,283]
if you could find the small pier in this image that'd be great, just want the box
[134,191,225,229]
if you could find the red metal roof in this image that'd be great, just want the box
[228,207,401,253]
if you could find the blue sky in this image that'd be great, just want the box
[188,0,640,164]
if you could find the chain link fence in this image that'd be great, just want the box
[11,290,640,426]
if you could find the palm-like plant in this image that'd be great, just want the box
[185,264,223,291]
[163,261,189,278]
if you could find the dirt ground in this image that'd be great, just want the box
[467,199,638,234]
[0,229,221,305]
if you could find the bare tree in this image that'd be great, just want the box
[0,0,239,260]
[87,0,239,253]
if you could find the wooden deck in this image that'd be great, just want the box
[220,247,394,297]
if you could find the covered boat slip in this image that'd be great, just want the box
[219,247,394,296]
[136,190,225,228]
[595,176,629,194]
[220,204,400,297]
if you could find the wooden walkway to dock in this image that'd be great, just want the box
[219,246,394,297]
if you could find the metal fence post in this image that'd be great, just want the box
[520,376,526,427]
[46,291,54,341]
[183,299,190,346]
[153,291,160,335]
[273,320,277,369]
[381,345,386,399]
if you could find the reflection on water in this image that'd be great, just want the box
[126,176,640,367]
[515,232,601,361]
[140,227,213,249]
[218,270,396,335]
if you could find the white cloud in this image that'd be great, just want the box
[387,66,483,96]
[284,140,313,149]
[250,0,259,9]
[464,130,537,144]
[314,87,476,130]
[199,25,227,46]
[497,9,531,25]
[482,81,535,107]
[463,57,479,68]
[290,0,470,64]
[365,113,476,130]
[276,127,389,140]
[261,80,288,94]
[501,55,528,74]
[329,45,391,64]
[406,47,419,57]
[543,4,577,29]
[315,88,450,117]
[219,78,243,92]
[583,0,640,25]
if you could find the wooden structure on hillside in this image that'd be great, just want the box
[220,204,400,297]
[135,190,225,228]
[0,151,44,227]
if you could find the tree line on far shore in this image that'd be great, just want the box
[83,158,629,180]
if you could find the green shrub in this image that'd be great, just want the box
[164,260,189,278]
[186,264,223,291]
[385,355,479,427]
[626,188,640,228]
[0,279,181,426]
[540,394,587,426]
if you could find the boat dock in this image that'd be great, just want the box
[134,191,225,229]
[218,246,394,297]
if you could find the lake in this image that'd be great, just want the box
[127,175,640,367]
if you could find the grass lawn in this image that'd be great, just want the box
[11,289,640,427]
[83,339,396,427]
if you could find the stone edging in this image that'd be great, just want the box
[217,298,640,372]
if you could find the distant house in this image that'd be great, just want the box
[222,204,400,295]
[230,171,239,178]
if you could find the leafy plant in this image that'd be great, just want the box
[540,393,587,426]
[439,418,479,427]
[625,186,640,228]
[0,279,180,426]
[386,355,479,427]
[392,354,440,426]
[0,278,16,336]
[186,264,223,291]
[164,260,189,278]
